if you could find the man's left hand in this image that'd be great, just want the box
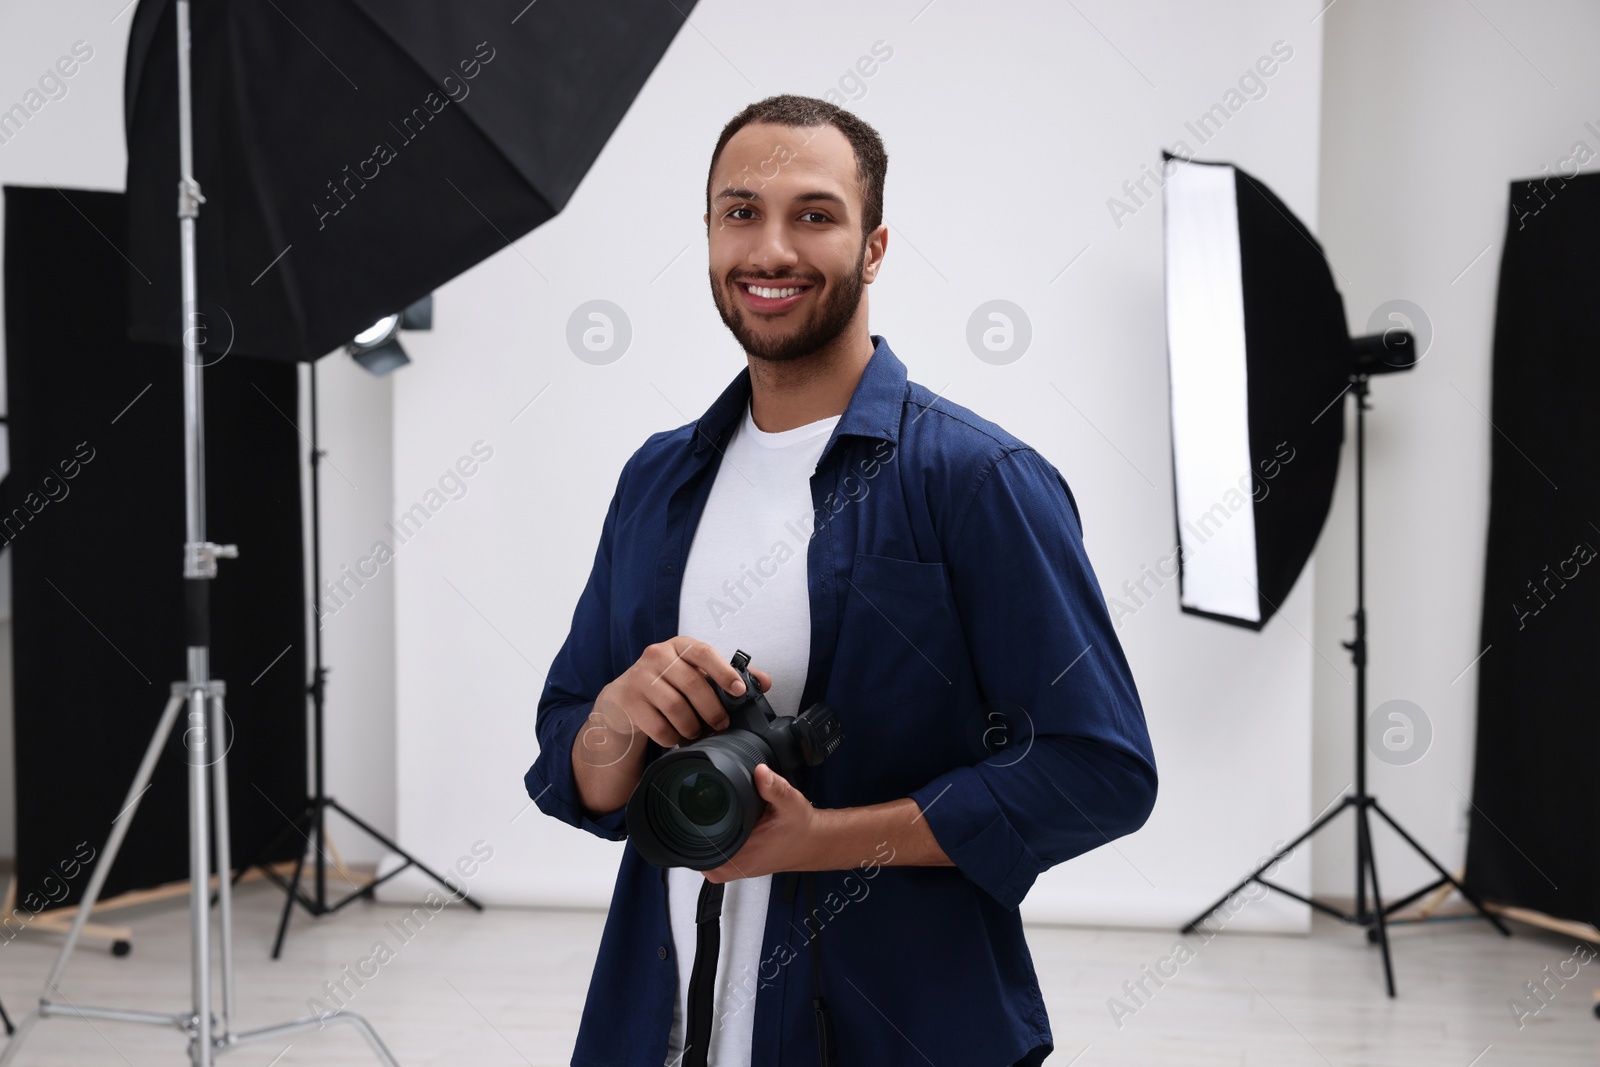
[702,763,826,883]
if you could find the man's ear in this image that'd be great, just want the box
[703,211,709,228]
[863,223,889,284]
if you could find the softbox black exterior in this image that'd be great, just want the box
[123,0,695,362]
[1464,170,1600,924]
[3,186,306,909]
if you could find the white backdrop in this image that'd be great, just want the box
[384,0,1329,930]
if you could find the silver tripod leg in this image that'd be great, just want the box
[200,672,398,1066]
[208,683,235,1045]
[186,675,214,1067]
[0,688,188,1067]
[203,668,398,1067]
[231,1011,401,1064]
[0,678,403,1067]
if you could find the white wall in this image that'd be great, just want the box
[390,0,1331,930]
[303,356,397,866]
[1311,0,1600,898]
[0,1,397,867]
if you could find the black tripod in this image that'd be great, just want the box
[235,363,482,958]
[1180,372,1511,996]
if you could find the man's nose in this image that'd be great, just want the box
[750,219,799,270]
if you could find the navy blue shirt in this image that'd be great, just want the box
[526,335,1157,1067]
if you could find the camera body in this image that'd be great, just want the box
[625,649,843,870]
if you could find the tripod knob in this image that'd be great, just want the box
[185,541,241,578]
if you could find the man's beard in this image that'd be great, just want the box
[710,250,865,365]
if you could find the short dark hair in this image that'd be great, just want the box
[706,94,888,238]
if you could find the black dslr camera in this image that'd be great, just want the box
[625,649,843,870]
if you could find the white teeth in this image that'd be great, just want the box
[745,284,804,299]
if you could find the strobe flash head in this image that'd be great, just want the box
[347,313,407,375]
[1350,329,1419,375]
[625,649,842,870]
[345,295,434,376]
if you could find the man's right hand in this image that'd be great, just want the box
[590,637,774,751]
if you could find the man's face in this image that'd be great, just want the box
[705,122,884,364]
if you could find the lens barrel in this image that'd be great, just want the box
[628,732,769,870]
[624,650,842,869]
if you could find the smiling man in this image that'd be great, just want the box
[526,95,1158,1067]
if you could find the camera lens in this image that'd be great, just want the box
[628,726,800,870]
[645,758,743,865]
[677,770,731,826]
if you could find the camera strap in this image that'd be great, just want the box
[684,876,724,1067]
[684,870,839,1067]
[805,871,839,1067]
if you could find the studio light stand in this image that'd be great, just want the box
[232,362,482,959]
[1180,339,1512,997]
[0,5,399,1063]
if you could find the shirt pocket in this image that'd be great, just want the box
[832,552,962,706]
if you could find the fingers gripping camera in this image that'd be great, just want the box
[624,650,843,869]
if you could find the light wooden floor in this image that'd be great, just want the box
[0,883,1595,1065]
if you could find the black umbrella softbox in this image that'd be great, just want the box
[124,0,695,362]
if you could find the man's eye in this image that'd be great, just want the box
[726,207,755,220]
[801,211,831,223]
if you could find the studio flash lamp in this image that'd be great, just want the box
[345,294,433,376]
[1162,154,1508,998]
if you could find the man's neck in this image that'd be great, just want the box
[746,327,875,433]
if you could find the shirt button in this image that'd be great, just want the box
[658,945,668,960]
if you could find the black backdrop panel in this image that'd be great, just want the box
[4,186,305,909]
[1465,170,1600,924]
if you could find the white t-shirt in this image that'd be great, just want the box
[663,398,839,1066]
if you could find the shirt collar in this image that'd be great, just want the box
[690,334,906,459]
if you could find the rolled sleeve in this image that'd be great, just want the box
[912,447,1159,909]
[910,769,1040,908]
[524,461,634,843]
[525,697,630,841]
